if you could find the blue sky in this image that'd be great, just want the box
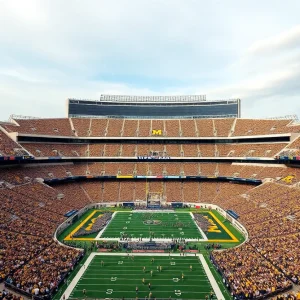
[0,0,300,120]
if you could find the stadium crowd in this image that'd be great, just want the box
[2,162,300,187]
[212,244,292,299]
[5,244,83,297]
[0,182,86,298]
[210,181,300,299]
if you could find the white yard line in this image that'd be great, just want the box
[190,212,208,241]
[95,211,207,242]
[199,255,225,300]
[61,252,96,300]
[95,211,117,239]
[133,209,175,213]
[95,237,206,242]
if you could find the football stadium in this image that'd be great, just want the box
[1,94,300,300]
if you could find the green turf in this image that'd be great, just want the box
[101,212,204,239]
[69,255,217,300]
[58,209,244,251]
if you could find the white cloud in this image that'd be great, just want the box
[0,0,300,119]
[0,68,55,84]
[247,25,300,55]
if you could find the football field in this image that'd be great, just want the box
[101,212,204,239]
[64,253,225,300]
[63,210,239,243]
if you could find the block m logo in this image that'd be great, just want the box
[152,129,162,135]
[281,175,295,183]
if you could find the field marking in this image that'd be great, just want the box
[92,258,200,261]
[96,211,207,242]
[64,210,102,241]
[77,283,211,287]
[83,271,207,275]
[61,252,96,300]
[190,212,208,240]
[71,289,213,294]
[65,209,241,242]
[208,211,238,242]
[81,277,209,280]
[61,253,225,300]
[199,254,225,300]
[88,262,206,265]
[95,211,117,239]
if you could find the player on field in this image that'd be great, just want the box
[150,270,153,277]
[142,278,145,285]
[136,286,139,294]
[190,265,193,271]
[181,273,184,281]
[82,289,86,296]
[159,265,162,272]
[148,282,151,290]
[101,260,104,266]
[143,266,146,272]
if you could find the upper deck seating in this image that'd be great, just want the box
[106,119,124,137]
[3,117,300,139]
[89,118,108,136]
[0,131,28,156]
[232,119,299,136]
[195,119,214,137]
[72,118,91,136]
[214,118,234,136]
[6,118,74,136]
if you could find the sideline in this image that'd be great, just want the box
[199,254,225,300]
[190,212,208,241]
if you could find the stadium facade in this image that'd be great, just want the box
[67,95,241,119]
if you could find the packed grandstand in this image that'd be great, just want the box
[1,95,300,300]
